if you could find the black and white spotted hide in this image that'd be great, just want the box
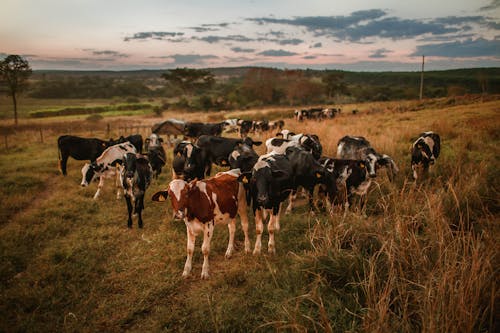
[121,153,153,228]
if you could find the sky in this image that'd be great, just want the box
[0,0,499,71]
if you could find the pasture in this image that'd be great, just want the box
[0,97,498,332]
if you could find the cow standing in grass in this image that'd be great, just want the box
[57,135,111,176]
[152,169,250,279]
[411,131,441,180]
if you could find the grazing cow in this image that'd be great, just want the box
[173,140,209,181]
[411,131,441,180]
[284,146,336,214]
[196,135,262,175]
[184,121,226,138]
[80,142,137,200]
[241,153,294,255]
[269,120,285,131]
[307,108,325,120]
[252,120,269,134]
[120,153,152,228]
[152,169,250,279]
[223,118,240,133]
[294,109,308,121]
[266,133,323,159]
[144,133,166,178]
[319,157,371,211]
[57,135,110,176]
[238,120,255,138]
[114,134,143,154]
[337,135,398,181]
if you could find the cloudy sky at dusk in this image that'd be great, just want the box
[1,0,499,71]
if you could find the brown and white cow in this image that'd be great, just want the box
[152,169,250,279]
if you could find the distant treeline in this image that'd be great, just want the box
[28,67,500,110]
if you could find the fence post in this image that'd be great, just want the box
[4,134,8,150]
[39,128,44,143]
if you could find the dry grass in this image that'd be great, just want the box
[0,96,498,332]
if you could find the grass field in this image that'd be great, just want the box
[0,97,498,332]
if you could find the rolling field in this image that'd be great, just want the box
[0,97,498,332]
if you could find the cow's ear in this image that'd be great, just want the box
[238,172,251,184]
[152,190,169,202]
[276,133,283,138]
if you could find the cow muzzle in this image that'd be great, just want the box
[80,181,88,187]
[257,195,269,205]
[174,210,185,220]
[369,172,377,178]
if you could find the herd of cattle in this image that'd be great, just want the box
[57,114,440,279]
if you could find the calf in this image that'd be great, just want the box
[241,153,294,255]
[319,157,371,211]
[120,153,153,228]
[337,135,398,181]
[411,131,441,180]
[57,135,110,175]
[80,142,137,200]
[152,169,250,279]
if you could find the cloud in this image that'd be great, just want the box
[82,49,129,58]
[369,48,393,59]
[193,35,254,43]
[124,31,185,41]
[277,38,303,45]
[480,0,500,11]
[412,38,500,58]
[310,42,322,48]
[257,49,298,56]
[188,23,231,32]
[165,54,219,66]
[303,55,316,59]
[231,47,255,53]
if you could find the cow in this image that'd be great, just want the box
[319,157,371,212]
[240,153,294,255]
[294,109,308,121]
[151,169,250,279]
[223,118,240,133]
[173,140,209,181]
[228,141,260,173]
[184,121,226,138]
[283,146,336,214]
[80,142,137,200]
[269,120,285,131]
[238,120,255,138]
[120,153,153,228]
[113,134,143,154]
[252,120,269,134]
[144,133,166,178]
[276,129,296,140]
[411,131,441,180]
[337,135,399,181]
[57,135,111,176]
[196,135,262,176]
[266,133,323,160]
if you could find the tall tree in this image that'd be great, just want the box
[161,68,214,96]
[0,55,32,126]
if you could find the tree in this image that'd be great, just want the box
[0,55,32,126]
[161,68,215,96]
[323,72,348,100]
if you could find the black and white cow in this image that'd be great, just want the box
[238,120,255,138]
[337,135,398,181]
[223,118,240,133]
[275,129,296,140]
[144,133,166,179]
[120,152,152,228]
[411,131,441,180]
[240,153,294,255]
[114,134,143,154]
[252,120,269,134]
[57,135,111,176]
[184,121,226,138]
[319,157,371,211]
[196,135,262,175]
[269,120,285,131]
[173,140,209,181]
[266,133,323,160]
[283,146,336,214]
[80,142,137,200]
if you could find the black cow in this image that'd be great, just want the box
[120,153,152,228]
[319,157,371,212]
[113,134,144,154]
[196,135,262,175]
[240,153,294,255]
[284,146,336,214]
[411,131,441,180]
[173,140,209,181]
[337,135,398,181]
[184,121,225,138]
[238,120,255,138]
[57,135,110,176]
[148,146,166,179]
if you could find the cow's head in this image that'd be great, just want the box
[229,143,259,173]
[364,153,378,178]
[411,139,433,180]
[252,158,290,206]
[81,162,102,186]
[300,134,323,160]
[151,179,189,220]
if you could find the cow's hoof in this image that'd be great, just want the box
[182,271,190,278]
[201,272,210,280]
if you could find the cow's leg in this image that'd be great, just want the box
[125,196,133,228]
[275,203,283,231]
[136,195,144,228]
[59,152,69,176]
[93,176,105,200]
[183,223,196,278]
[253,208,264,255]
[285,190,296,214]
[115,171,122,200]
[238,185,251,253]
[225,218,236,259]
[267,210,276,254]
[201,221,214,279]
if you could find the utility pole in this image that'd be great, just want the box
[419,55,425,100]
